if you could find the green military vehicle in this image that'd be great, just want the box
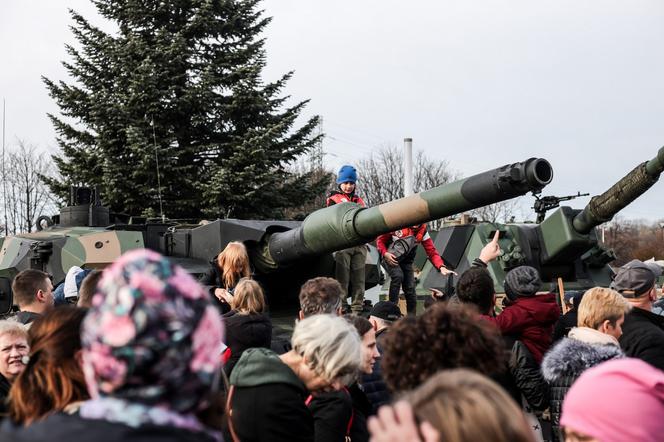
[413,146,664,303]
[0,157,552,316]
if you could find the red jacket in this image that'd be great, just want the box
[486,293,560,364]
[326,191,366,207]
[376,225,444,270]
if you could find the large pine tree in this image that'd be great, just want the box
[43,0,327,219]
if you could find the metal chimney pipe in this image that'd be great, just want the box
[404,137,413,197]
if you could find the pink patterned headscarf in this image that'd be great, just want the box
[81,249,224,413]
[560,358,664,442]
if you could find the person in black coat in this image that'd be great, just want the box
[199,241,251,315]
[610,259,664,371]
[619,307,664,370]
[222,279,272,376]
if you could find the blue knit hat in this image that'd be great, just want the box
[337,165,358,184]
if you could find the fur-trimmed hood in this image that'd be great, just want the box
[542,337,623,382]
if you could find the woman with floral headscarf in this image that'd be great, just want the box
[1,249,224,442]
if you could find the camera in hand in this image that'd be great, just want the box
[387,236,416,261]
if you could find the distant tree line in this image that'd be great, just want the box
[601,217,664,265]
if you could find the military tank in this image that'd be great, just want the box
[0,157,553,315]
[416,146,664,299]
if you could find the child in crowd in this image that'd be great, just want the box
[326,165,368,314]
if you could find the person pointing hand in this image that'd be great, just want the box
[479,229,502,265]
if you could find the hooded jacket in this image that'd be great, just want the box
[541,327,623,442]
[488,293,560,363]
[223,311,272,376]
[229,348,314,442]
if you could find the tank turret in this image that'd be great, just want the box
[418,146,664,298]
[540,146,664,265]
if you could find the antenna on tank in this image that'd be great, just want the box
[150,117,165,222]
[2,99,7,236]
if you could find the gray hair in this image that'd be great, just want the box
[0,320,28,340]
[292,314,361,385]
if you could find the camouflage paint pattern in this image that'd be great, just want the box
[0,227,145,313]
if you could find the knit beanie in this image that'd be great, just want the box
[504,266,541,301]
[560,358,664,442]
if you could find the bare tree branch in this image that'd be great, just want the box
[356,143,459,229]
[468,198,525,223]
[1,140,57,234]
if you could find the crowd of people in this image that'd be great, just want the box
[0,245,663,442]
[0,165,662,441]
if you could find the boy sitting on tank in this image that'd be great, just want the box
[326,165,368,314]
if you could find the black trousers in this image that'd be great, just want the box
[383,248,417,314]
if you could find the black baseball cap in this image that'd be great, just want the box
[369,301,403,321]
[610,259,662,298]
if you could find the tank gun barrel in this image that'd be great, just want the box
[572,146,664,234]
[259,157,553,270]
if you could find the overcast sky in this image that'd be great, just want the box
[2,1,664,220]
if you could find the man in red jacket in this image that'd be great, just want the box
[377,224,454,314]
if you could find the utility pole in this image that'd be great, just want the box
[310,117,324,172]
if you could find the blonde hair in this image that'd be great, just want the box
[217,242,251,290]
[292,314,361,386]
[231,278,266,314]
[577,287,632,330]
[0,320,28,341]
[407,369,535,442]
